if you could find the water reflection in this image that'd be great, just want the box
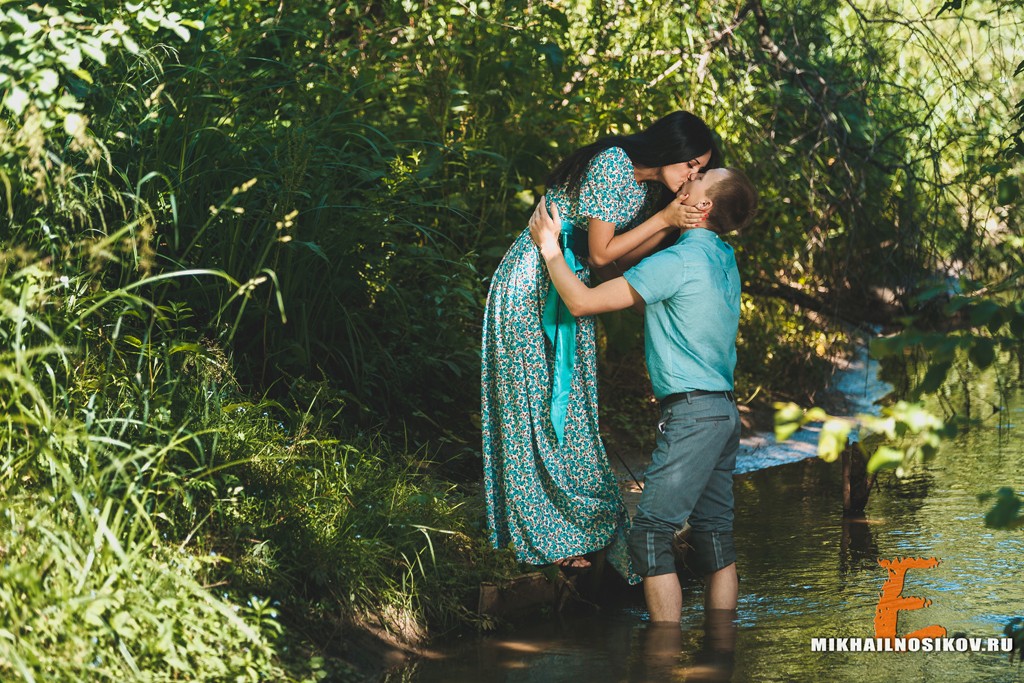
[838,516,880,577]
[382,609,738,683]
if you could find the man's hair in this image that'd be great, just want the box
[706,168,758,234]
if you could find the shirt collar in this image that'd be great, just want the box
[676,227,720,244]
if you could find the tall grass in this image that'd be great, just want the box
[0,246,285,680]
[0,230,514,680]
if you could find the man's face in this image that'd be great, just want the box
[678,167,729,209]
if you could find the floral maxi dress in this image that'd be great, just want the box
[481,147,658,584]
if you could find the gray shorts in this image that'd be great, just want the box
[627,393,740,577]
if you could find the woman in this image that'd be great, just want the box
[481,111,721,581]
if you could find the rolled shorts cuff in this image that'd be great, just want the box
[686,530,736,576]
[627,528,677,577]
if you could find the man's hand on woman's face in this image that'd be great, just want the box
[529,197,561,251]
[661,193,708,229]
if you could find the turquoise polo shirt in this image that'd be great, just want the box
[622,228,740,400]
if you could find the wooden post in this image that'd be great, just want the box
[842,440,875,516]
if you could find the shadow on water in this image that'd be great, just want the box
[385,387,1024,683]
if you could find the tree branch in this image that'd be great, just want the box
[745,280,904,330]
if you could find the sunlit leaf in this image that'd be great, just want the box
[817,419,851,462]
[170,24,191,42]
[79,40,107,66]
[3,85,29,116]
[867,446,905,474]
[58,45,83,71]
[804,407,828,423]
[861,414,897,439]
[774,402,804,442]
[889,401,945,433]
[36,68,59,95]
[63,112,85,136]
[169,342,203,355]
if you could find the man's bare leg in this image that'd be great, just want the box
[704,563,738,611]
[644,572,683,623]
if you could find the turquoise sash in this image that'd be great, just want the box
[542,220,585,444]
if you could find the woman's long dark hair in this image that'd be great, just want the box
[546,111,721,205]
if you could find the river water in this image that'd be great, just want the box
[385,357,1024,683]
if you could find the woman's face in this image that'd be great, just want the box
[659,150,713,194]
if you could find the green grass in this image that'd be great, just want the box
[0,237,516,681]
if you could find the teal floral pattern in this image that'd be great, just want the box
[481,147,659,584]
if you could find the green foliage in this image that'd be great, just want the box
[0,231,514,679]
[0,500,285,682]
[846,269,1024,472]
[871,283,1024,396]
[204,428,515,632]
[736,296,845,405]
[0,248,289,680]
[774,399,954,471]
[7,0,1021,437]
[0,1,201,207]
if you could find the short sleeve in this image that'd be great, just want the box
[577,147,637,225]
[623,248,686,305]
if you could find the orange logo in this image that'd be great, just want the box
[875,557,947,639]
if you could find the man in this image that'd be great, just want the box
[528,166,758,623]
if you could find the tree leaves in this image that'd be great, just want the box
[818,419,851,462]
[533,41,565,78]
[871,289,1022,399]
[2,85,29,116]
[775,398,952,478]
[774,401,807,442]
[0,2,199,197]
[867,445,905,474]
[869,335,904,359]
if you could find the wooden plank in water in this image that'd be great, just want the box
[478,571,578,617]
